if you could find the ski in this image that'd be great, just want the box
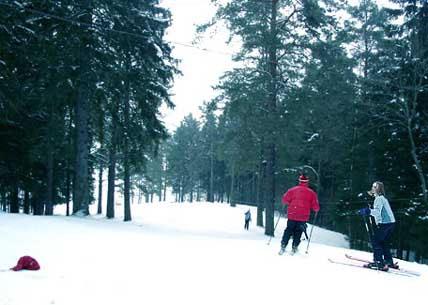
[345,254,421,277]
[278,249,299,256]
[328,258,415,277]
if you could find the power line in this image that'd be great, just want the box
[167,40,234,56]
[0,1,234,56]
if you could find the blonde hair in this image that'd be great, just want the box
[373,181,385,195]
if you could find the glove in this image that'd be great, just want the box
[358,207,371,216]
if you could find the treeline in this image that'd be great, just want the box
[162,0,428,262]
[0,0,176,219]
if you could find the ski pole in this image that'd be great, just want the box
[303,228,309,240]
[305,212,318,254]
[363,215,373,246]
[267,210,282,245]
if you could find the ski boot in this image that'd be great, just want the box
[291,246,298,255]
[363,262,389,272]
[386,261,399,270]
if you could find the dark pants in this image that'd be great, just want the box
[372,223,395,265]
[244,220,250,230]
[281,220,305,249]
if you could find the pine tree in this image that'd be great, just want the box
[203,0,338,235]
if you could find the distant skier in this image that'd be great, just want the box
[279,174,320,255]
[244,209,251,230]
[358,181,396,271]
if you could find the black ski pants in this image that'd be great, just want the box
[372,222,395,265]
[281,219,305,249]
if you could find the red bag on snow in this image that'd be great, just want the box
[11,256,40,271]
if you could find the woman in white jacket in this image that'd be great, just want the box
[359,181,397,271]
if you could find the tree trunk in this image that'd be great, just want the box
[66,161,71,216]
[265,144,276,236]
[230,161,236,207]
[32,189,44,216]
[23,190,30,214]
[361,0,376,183]
[106,146,116,219]
[97,113,105,215]
[10,186,19,213]
[264,0,278,236]
[196,183,201,202]
[45,94,55,216]
[163,179,167,202]
[66,107,72,216]
[45,135,54,215]
[123,129,131,221]
[123,65,132,222]
[0,192,5,212]
[257,146,265,227]
[106,110,118,219]
[97,165,103,214]
[209,142,214,202]
[73,1,92,216]
[180,179,184,202]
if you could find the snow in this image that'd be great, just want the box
[0,202,426,305]
[307,132,319,142]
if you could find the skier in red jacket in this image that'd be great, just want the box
[279,174,320,255]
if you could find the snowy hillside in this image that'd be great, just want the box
[0,202,426,305]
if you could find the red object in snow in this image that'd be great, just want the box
[11,256,40,271]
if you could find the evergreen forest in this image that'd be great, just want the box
[1,0,427,263]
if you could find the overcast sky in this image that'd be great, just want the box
[159,0,235,131]
[158,0,395,132]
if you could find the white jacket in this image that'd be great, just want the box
[369,195,395,225]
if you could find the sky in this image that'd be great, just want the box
[158,0,398,132]
[159,0,235,131]
[0,202,426,305]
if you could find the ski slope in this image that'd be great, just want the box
[0,202,426,305]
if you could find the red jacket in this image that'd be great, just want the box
[282,182,320,222]
[11,256,40,271]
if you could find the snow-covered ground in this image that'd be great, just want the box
[0,202,426,305]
